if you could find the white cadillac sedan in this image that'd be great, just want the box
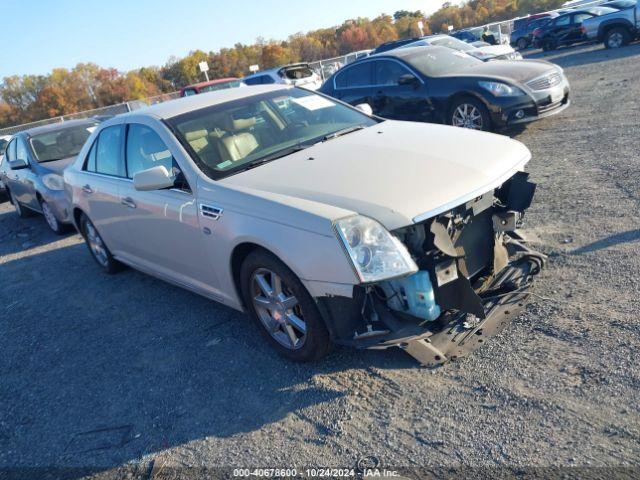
[65,85,545,365]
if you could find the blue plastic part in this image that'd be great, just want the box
[387,271,441,322]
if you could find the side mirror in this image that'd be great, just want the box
[133,165,174,191]
[398,74,419,86]
[355,103,373,115]
[9,158,28,170]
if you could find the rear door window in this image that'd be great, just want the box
[555,15,571,26]
[335,62,373,88]
[95,125,125,177]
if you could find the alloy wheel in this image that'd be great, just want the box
[452,104,483,130]
[84,221,109,267]
[41,202,59,232]
[251,268,307,350]
[607,32,623,48]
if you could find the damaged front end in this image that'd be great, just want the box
[320,172,546,366]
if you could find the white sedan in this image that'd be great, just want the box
[402,34,523,61]
[65,85,544,365]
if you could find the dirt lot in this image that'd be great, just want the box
[1,43,639,477]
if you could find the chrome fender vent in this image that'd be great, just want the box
[200,204,223,220]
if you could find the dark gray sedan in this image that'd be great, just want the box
[1,119,98,233]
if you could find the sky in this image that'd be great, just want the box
[0,0,449,79]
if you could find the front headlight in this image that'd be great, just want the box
[478,81,524,97]
[335,215,418,283]
[42,173,65,191]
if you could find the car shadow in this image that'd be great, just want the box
[0,207,77,257]
[523,42,640,68]
[570,229,640,255]
[0,241,416,474]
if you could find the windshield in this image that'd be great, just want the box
[0,138,8,154]
[30,123,97,162]
[167,88,378,180]
[405,47,482,77]
[428,36,475,52]
[200,80,242,93]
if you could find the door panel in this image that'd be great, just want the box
[80,174,133,257]
[14,138,38,208]
[118,185,218,290]
[371,60,433,122]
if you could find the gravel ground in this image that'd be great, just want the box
[1,43,639,478]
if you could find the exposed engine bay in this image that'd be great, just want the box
[318,172,546,366]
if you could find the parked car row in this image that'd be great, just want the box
[319,45,570,131]
[510,0,638,50]
[0,84,547,365]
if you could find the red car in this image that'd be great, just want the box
[180,78,243,97]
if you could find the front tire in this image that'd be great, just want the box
[542,38,556,51]
[604,27,630,49]
[40,199,67,235]
[80,214,122,274]
[240,250,330,362]
[449,97,492,131]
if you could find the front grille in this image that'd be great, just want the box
[527,72,562,91]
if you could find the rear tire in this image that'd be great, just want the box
[516,37,528,50]
[240,249,330,362]
[80,214,122,274]
[604,27,630,49]
[9,190,31,218]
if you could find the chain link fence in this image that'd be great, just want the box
[0,91,180,137]
[309,50,373,82]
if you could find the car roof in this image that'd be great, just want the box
[17,118,99,137]
[367,44,448,61]
[115,84,291,120]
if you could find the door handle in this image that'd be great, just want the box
[121,197,136,209]
[82,184,93,194]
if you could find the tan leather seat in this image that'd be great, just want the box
[217,117,259,162]
[184,129,209,153]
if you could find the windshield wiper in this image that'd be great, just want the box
[236,143,312,173]
[320,125,365,142]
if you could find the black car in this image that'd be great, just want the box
[510,14,558,50]
[533,7,617,50]
[319,46,570,131]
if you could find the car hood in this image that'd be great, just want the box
[38,155,77,174]
[455,59,557,83]
[220,121,531,230]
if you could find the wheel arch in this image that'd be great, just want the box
[598,20,634,41]
[230,242,284,310]
[72,207,87,233]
